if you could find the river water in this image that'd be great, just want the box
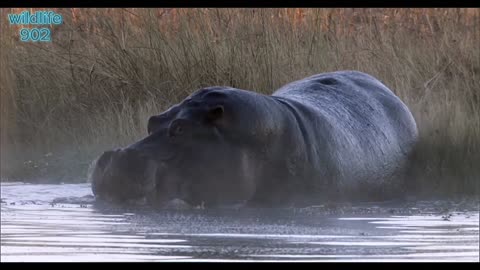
[1,182,478,262]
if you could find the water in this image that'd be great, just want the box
[1,182,478,262]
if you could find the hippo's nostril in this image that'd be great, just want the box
[163,198,192,210]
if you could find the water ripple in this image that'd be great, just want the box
[1,183,478,262]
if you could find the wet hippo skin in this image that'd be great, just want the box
[91,71,418,208]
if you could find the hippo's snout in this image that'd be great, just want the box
[91,147,157,204]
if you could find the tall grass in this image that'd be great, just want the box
[1,8,479,196]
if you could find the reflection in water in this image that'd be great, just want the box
[1,183,479,262]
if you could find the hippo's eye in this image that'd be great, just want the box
[172,125,183,136]
[168,120,185,138]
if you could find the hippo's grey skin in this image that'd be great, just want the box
[91,71,418,208]
[91,149,157,205]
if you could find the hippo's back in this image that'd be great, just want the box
[272,71,418,198]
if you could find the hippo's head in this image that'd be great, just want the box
[91,87,264,208]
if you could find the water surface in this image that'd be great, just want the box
[1,182,478,262]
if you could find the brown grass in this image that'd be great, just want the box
[1,8,479,196]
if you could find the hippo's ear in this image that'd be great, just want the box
[147,115,163,135]
[206,105,224,123]
[96,150,115,170]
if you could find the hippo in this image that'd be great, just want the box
[90,70,418,208]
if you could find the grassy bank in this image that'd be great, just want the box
[1,8,479,196]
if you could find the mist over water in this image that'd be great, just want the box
[1,182,478,262]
